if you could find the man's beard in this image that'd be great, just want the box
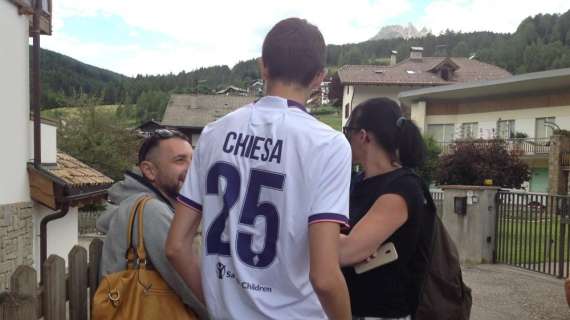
[161,183,180,200]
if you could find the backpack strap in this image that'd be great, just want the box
[379,168,437,214]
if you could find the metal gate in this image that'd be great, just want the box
[494,191,570,278]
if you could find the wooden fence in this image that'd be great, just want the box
[0,239,103,320]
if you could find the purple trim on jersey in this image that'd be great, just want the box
[176,194,203,212]
[287,99,309,114]
[308,213,350,228]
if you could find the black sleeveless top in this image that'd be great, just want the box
[342,168,429,318]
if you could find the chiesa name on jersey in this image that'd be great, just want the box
[222,131,283,164]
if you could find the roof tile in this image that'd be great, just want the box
[338,57,511,85]
[48,153,114,188]
[161,94,254,128]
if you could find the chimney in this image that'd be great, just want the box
[390,50,398,66]
[410,46,423,61]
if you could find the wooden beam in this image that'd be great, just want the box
[28,167,57,210]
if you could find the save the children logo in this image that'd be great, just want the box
[215,262,272,293]
[217,262,227,279]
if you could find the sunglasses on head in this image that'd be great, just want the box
[138,129,186,164]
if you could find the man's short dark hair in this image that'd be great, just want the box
[138,129,191,164]
[262,18,326,87]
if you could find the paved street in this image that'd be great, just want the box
[463,264,569,320]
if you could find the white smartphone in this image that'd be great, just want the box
[353,242,398,274]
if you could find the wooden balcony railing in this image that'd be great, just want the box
[438,137,551,156]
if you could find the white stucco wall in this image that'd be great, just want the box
[342,84,426,126]
[28,122,58,164]
[410,101,427,134]
[0,1,32,205]
[423,105,570,140]
[33,205,79,269]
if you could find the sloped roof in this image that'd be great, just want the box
[338,57,512,86]
[399,67,570,103]
[216,86,248,95]
[161,94,254,129]
[136,120,162,131]
[48,153,113,188]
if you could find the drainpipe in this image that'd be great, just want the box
[32,0,42,167]
[39,189,108,283]
[39,201,69,281]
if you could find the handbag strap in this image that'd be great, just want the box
[135,196,149,265]
[125,195,151,269]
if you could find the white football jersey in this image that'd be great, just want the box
[178,96,351,319]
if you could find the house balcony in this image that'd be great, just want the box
[438,137,551,157]
[9,0,52,35]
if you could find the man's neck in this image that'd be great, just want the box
[266,81,311,105]
[127,171,176,209]
[153,184,176,207]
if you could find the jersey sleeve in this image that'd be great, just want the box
[177,143,204,212]
[308,134,351,228]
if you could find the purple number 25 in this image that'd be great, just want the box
[205,162,285,268]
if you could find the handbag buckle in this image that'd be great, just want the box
[108,289,120,307]
[136,258,148,268]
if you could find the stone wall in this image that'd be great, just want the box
[0,202,34,291]
[441,186,500,264]
[548,135,570,195]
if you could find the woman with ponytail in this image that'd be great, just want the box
[339,97,432,320]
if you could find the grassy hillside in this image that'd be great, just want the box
[42,105,118,120]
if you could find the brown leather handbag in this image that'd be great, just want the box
[92,196,198,320]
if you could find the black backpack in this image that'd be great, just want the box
[380,170,472,320]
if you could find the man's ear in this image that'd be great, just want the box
[139,161,157,182]
[308,69,326,90]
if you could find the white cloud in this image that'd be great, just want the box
[419,0,569,34]
[42,0,570,76]
[43,0,412,75]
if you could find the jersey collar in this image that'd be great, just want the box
[255,96,309,114]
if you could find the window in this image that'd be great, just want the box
[497,120,515,139]
[441,68,454,81]
[427,124,455,142]
[535,117,555,139]
[461,122,478,139]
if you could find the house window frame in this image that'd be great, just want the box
[535,117,555,139]
[461,122,479,139]
[427,123,455,142]
[497,119,515,139]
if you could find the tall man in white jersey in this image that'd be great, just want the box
[166,18,352,320]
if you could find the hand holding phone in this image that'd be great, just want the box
[354,242,398,274]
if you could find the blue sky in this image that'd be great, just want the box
[41,0,570,76]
